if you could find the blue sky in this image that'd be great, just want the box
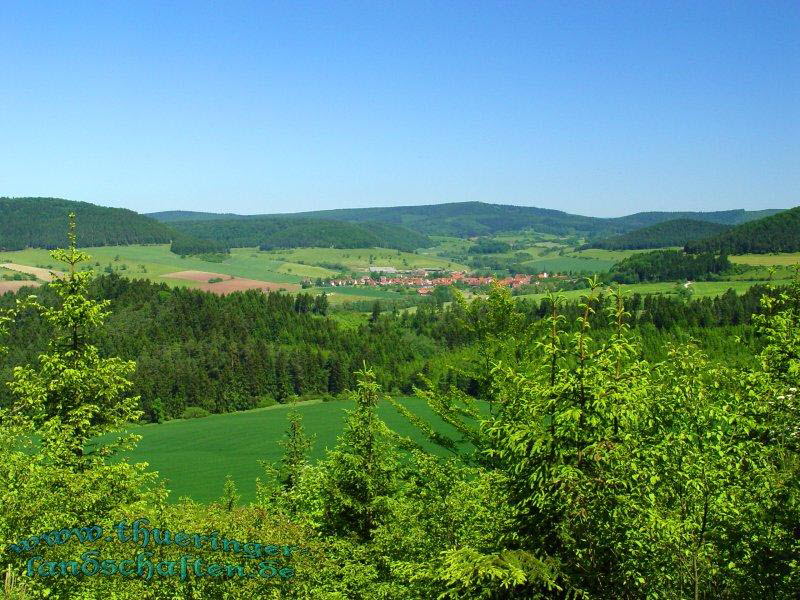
[0,1,797,217]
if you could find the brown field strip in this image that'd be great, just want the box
[196,278,300,295]
[162,270,234,282]
[1,263,64,282]
[163,271,299,295]
[0,281,41,294]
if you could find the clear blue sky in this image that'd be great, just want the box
[1,1,797,217]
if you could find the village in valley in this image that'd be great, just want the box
[316,266,559,295]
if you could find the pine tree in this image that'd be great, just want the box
[6,213,142,470]
[318,366,398,541]
[279,406,314,489]
[370,300,382,324]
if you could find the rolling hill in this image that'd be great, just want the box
[168,217,432,252]
[149,202,782,238]
[684,206,800,254]
[585,219,732,250]
[0,197,179,250]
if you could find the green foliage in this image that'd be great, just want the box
[169,233,228,256]
[180,406,210,419]
[394,282,799,597]
[0,215,163,599]
[0,274,440,419]
[278,407,314,489]
[0,197,178,250]
[4,215,142,470]
[686,205,800,254]
[166,216,431,252]
[0,215,797,599]
[586,218,731,250]
[228,202,779,238]
[468,239,512,254]
[316,367,400,542]
[610,249,731,283]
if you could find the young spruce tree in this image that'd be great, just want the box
[5,214,142,471]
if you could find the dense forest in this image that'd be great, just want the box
[0,268,779,423]
[1,234,797,598]
[0,273,436,421]
[168,216,431,252]
[609,249,731,283]
[685,206,800,254]
[169,233,229,256]
[584,218,730,250]
[0,197,178,250]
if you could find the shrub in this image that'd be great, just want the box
[181,406,210,419]
[256,396,277,409]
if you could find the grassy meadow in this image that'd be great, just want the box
[110,396,471,504]
[730,252,800,266]
[518,279,794,302]
[268,246,469,272]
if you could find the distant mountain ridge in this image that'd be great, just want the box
[147,202,783,238]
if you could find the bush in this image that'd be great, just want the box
[256,396,277,409]
[181,406,210,419]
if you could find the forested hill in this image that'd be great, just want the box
[168,216,432,252]
[0,197,178,250]
[685,206,800,254]
[585,219,732,250]
[149,202,782,238]
[607,208,781,232]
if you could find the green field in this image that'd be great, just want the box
[730,253,800,266]
[268,246,469,272]
[520,256,617,273]
[518,279,794,302]
[567,248,657,261]
[112,397,471,504]
[0,245,330,288]
[322,286,417,305]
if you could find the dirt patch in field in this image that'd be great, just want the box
[163,271,299,295]
[0,281,41,294]
[1,263,63,282]
[162,270,234,282]
[196,278,300,295]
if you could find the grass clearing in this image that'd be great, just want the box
[517,279,794,302]
[520,256,617,274]
[268,247,469,272]
[729,253,800,266]
[566,248,655,262]
[113,396,472,503]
